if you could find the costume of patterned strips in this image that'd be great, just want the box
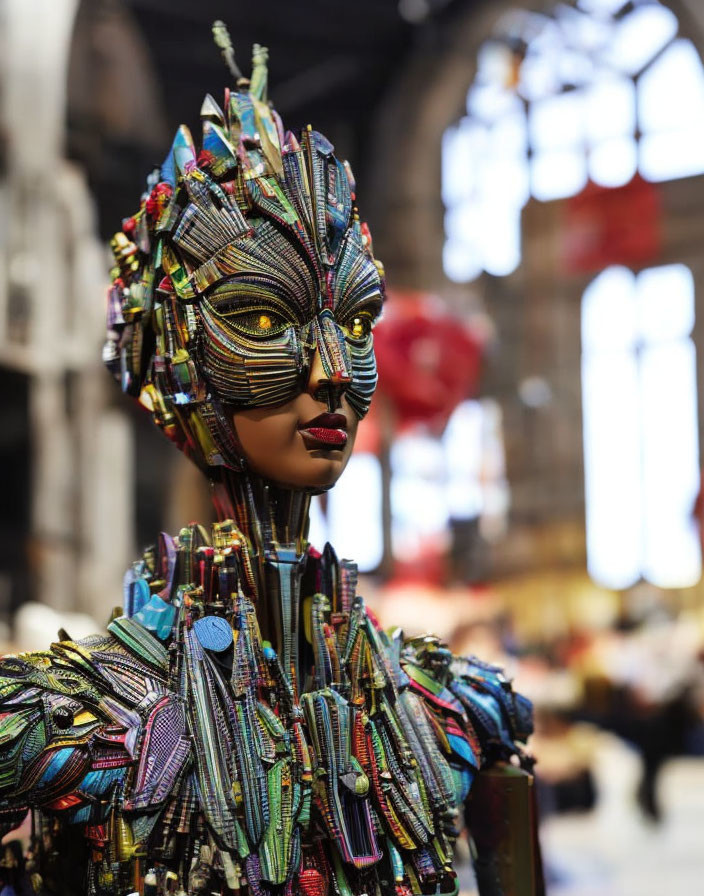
[0,522,532,896]
[0,31,538,896]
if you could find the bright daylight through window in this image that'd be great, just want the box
[443,0,704,590]
[442,0,704,280]
[582,264,700,589]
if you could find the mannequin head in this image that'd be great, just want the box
[104,38,384,492]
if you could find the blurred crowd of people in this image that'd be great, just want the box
[448,597,704,826]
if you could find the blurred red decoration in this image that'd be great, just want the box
[562,174,660,274]
[353,396,382,455]
[373,290,483,431]
[388,537,449,586]
[692,469,704,554]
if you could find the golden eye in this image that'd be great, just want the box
[223,309,290,338]
[348,315,372,339]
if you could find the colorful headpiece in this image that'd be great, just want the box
[104,26,385,473]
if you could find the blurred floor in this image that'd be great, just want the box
[542,754,704,896]
[458,752,704,896]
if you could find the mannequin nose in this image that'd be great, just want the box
[306,312,353,392]
[306,346,326,391]
[306,345,352,391]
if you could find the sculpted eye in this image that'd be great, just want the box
[228,309,291,338]
[350,316,371,338]
[342,308,378,341]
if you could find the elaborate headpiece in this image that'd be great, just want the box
[104,26,385,474]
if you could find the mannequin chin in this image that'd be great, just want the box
[231,392,359,490]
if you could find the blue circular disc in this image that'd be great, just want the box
[193,615,233,652]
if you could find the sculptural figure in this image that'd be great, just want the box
[0,28,540,896]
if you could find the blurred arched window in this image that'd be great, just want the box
[442,1,704,281]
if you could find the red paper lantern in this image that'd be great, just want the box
[374,290,483,431]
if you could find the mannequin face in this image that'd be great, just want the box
[210,222,382,489]
[198,223,381,486]
[231,349,360,490]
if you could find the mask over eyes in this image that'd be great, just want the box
[104,41,385,474]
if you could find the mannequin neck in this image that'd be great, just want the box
[212,468,312,560]
[211,468,313,690]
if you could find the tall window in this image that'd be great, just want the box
[582,264,700,589]
[443,0,704,282]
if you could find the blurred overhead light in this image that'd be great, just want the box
[518,376,553,408]
[398,0,430,24]
[399,0,454,24]
[577,0,626,14]
[589,136,637,187]
[531,148,587,200]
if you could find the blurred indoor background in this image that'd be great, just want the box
[3,0,704,892]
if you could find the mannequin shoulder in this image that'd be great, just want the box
[0,617,169,704]
[0,618,185,830]
[399,635,534,767]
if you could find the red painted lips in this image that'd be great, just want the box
[298,413,348,449]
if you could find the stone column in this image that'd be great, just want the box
[2,0,135,623]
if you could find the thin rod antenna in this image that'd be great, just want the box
[212,20,243,81]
